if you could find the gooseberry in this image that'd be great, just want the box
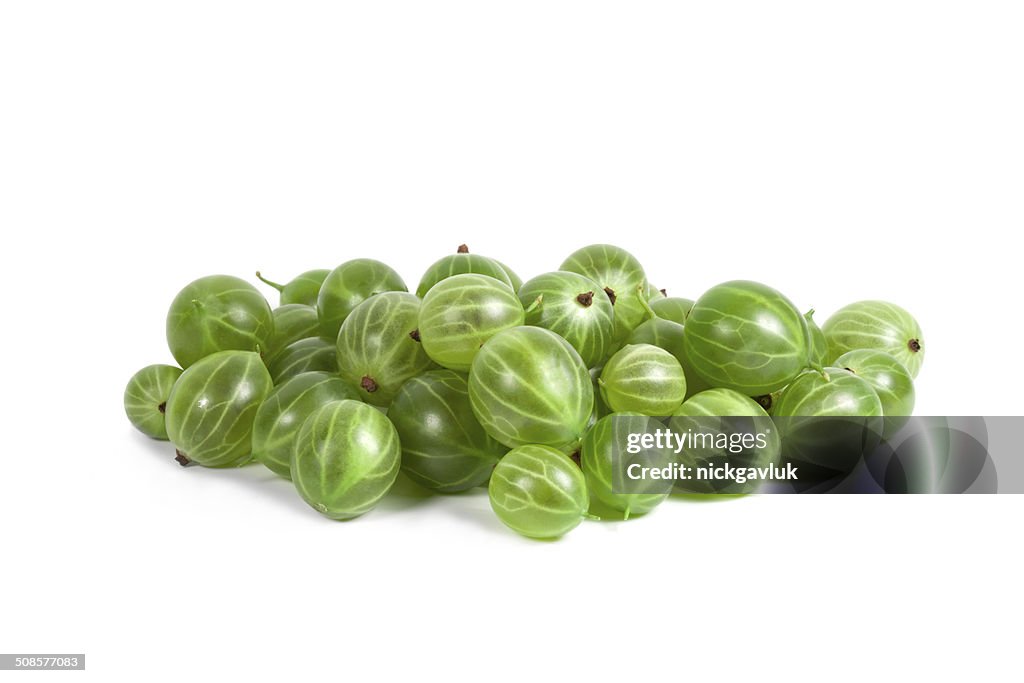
[598,343,686,415]
[418,273,525,372]
[336,292,434,406]
[317,259,407,341]
[256,269,330,307]
[822,300,924,378]
[469,326,593,450]
[291,400,401,520]
[123,364,183,440]
[518,271,614,368]
[165,350,273,467]
[488,445,589,539]
[388,369,508,492]
[165,275,274,368]
[683,280,811,395]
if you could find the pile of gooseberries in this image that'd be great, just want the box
[125,244,926,539]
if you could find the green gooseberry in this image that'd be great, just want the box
[649,297,693,324]
[336,292,434,406]
[419,273,526,372]
[165,275,275,368]
[165,350,273,467]
[518,271,615,368]
[835,349,916,439]
[291,399,401,520]
[268,337,337,385]
[773,367,883,417]
[805,309,828,367]
[598,344,686,415]
[772,367,884,488]
[668,388,780,494]
[581,412,674,519]
[124,364,183,440]
[627,315,710,400]
[822,300,925,378]
[493,259,523,292]
[317,259,408,341]
[560,244,648,346]
[469,326,593,450]
[683,280,811,395]
[488,445,589,539]
[256,269,330,307]
[264,304,320,365]
[251,371,360,479]
[415,244,514,297]
[388,369,508,493]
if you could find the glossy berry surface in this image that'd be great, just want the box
[488,445,588,539]
[166,275,274,369]
[822,300,924,378]
[599,343,686,415]
[291,400,401,520]
[560,244,648,345]
[683,280,810,395]
[469,326,593,449]
[415,248,514,297]
[264,304,320,365]
[581,413,673,519]
[389,369,508,492]
[268,337,337,385]
[649,297,693,325]
[835,349,916,438]
[419,274,525,372]
[165,350,273,467]
[123,364,183,440]
[336,291,434,406]
[518,270,614,368]
[251,371,360,479]
[317,259,408,342]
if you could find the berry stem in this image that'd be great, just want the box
[638,290,659,322]
[255,272,285,292]
[524,295,543,316]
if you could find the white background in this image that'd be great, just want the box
[2,2,1022,681]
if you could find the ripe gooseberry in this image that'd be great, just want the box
[388,369,508,493]
[336,291,434,406]
[291,400,401,520]
[598,343,686,415]
[626,315,711,400]
[165,350,273,467]
[415,245,514,297]
[469,326,593,450]
[581,413,674,519]
[317,259,408,341]
[668,388,780,494]
[268,337,337,385]
[251,371,360,479]
[772,367,884,490]
[123,364,183,440]
[165,275,274,368]
[683,280,811,395]
[488,445,589,539]
[822,300,924,378]
[649,297,693,325]
[264,304,320,365]
[518,271,615,368]
[835,349,916,439]
[418,273,526,372]
[256,269,330,307]
[560,244,648,346]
